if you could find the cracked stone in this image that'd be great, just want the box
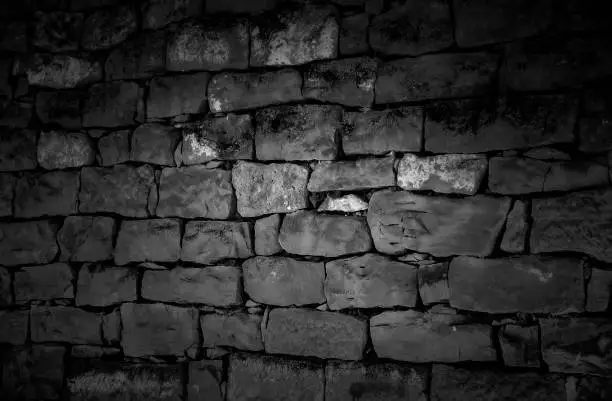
[181,221,253,264]
[498,324,541,368]
[97,130,130,166]
[147,72,210,118]
[76,264,138,307]
[500,200,529,253]
[201,312,264,351]
[254,214,282,256]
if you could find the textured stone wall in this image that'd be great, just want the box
[1,0,612,400]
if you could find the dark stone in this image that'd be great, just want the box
[188,360,224,401]
[254,214,282,255]
[76,264,138,307]
[0,101,32,128]
[181,221,253,264]
[131,123,180,166]
[70,345,121,358]
[201,312,264,351]
[105,31,166,80]
[97,130,130,166]
[26,53,102,89]
[58,215,115,262]
[35,90,82,129]
[114,219,181,265]
[578,89,612,152]
[82,81,142,128]
[417,262,450,305]
[498,324,541,368]
[0,266,11,305]
[14,263,74,303]
[586,268,612,312]
[31,306,102,344]
[37,131,94,169]
[81,5,137,50]
[102,309,121,345]
[15,170,79,218]
[0,129,37,171]
[206,0,279,14]
[142,0,203,30]
[71,0,119,10]
[0,22,28,52]
[339,13,369,56]
[0,310,29,344]
[500,200,529,253]
[524,147,571,160]
[0,174,15,217]
[33,11,84,52]
[0,220,59,266]
[566,375,612,401]
[147,72,210,118]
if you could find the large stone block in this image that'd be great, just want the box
[181,221,253,264]
[232,161,308,217]
[147,73,210,118]
[14,171,79,218]
[130,123,180,166]
[264,308,367,360]
[279,211,373,257]
[418,262,450,305]
[201,312,263,351]
[105,31,166,80]
[0,220,58,266]
[254,214,282,255]
[58,216,115,262]
[376,53,498,103]
[367,190,510,257]
[76,264,138,307]
[0,310,29,345]
[97,130,130,166]
[31,306,102,344]
[586,268,612,312]
[0,129,37,171]
[500,200,529,253]
[33,11,83,52]
[83,81,142,128]
[243,256,325,306]
[81,5,137,50]
[26,53,102,89]
[35,90,82,129]
[37,131,95,170]
[114,219,181,265]
[142,0,203,30]
[498,324,541,368]
[308,156,395,192]
[14,263,74,303]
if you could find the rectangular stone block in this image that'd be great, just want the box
[142,0,203,30]
[498,324,541,368]
[105,30,166,80]
[181,221,253,264]
[76,264,138,307]
[254,214,282,256]
[114,219,181,265]
[500,200,529,253]
[14,263,74,303]
[0,128,37,172]
[0,220,58,266]
[130,123,180,166]
[26,53,102,89]
[201,312,263,351]
[97,130,130,166]
[37,131,95,170]
[30,306,102,344]
[418,262,450,305]
[35,90,83,129]
[58,216,115,262]
[0,310,29,345]
[586,268,612,312]
[147,72,210,119]
[14,171,79,218]
[82,81,142,128]
[0,173,15,217]
[308,156,395,192]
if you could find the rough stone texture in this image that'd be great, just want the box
[501,200,529,253]
[142,266,242,306]
[97,130,130,166]
[130,123,180,166]
[243,256,325,306]
[264,308,367,360]
[369,0,453,56]
[397,153,487,195]
[586,268,612,312]
[33,11,83,52]
[250,3,338,67]
[0,101,33,128]
[82,81,142,128]
[142,0,203,30]
[425,95,578,153]
[81,5,137,50]
[417,262,450,305]
[541,317,612,377]
[105,31,166,80]
[227,353,324,401]
[37,131,94,170]
[30,306,102,344]
[324,253,418,310]
[0,220,58,266]
[430,364,566,401]
[308,157,395,192]
[498,324,541,368]
[530,188,612,262]
[254,214,282,255]
[157,166,233,219]
[0,266,11,305]
[453,0,553,47]
[181,221,253,264]
[566,375,612,401]
[339,13,369,56]
[489,157,609,194]
[0,310,29,344]
[368,190,511,257]
[14,170,79,218]
[201,312,264,351]
[35,90,82,129]
[76,264,138,307]
[26,53,102,89]
[279,211,372,257]
[58,216,115,262]
[233,161,308,217]
[370,310,496,363]
[208,69,302,113]
[14,263,74,303]
[147,73,210,118]
[524,147,571,160]
[70,345,121,359]
[114,219,181,265]
[102,309,121,345]
[79,165,156,217]
[325,361,429,401]
[579,89,612,153]
[318,194,368,213]
[255,104,341,160]
[188,360,224,401]
[167,19,249,72]
[376,53,498,104]
[0,129,37,171]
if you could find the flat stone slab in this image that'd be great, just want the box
[15,171,79,218]
[114,219,181,265]
[0,129,37,172]
[243,256,325,306]
[37,131,95,170]
[26,53,102,89]
[181,221,253,264]
[232,161,308,217]
[131,123,180,166]
[97,130,130,166]
[105,31,166,80]
[0,220,58,266]
[14,263,74,303]
[35,90,83,129]
[279,211,372,257]
[308,157,395,192]
[201,312,263,351]
[318,194,369,213]
[254,214,282,255]
[500,200,529,253]
[325,253,418,310]
[418,262,450,305]
[147,72,210,118]
[81,4,137,50]
[82,81,142,128]
[498,324,541,368]
[367,190,510,257]
[58,216,115,262]
[264,308,367,360]
[76,264,138,307]
[30,306,102,344]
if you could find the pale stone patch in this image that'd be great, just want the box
[318,194,368,212]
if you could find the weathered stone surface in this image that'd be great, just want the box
[279,211,372,257]
[31,306,102,344]
[453,0,553,47]
[0,266,11,305]
[181,221,253,264]
[498,324,540,368]
[501,200,529,253]
[0,220,58,266]
[105,31,166,80]
[264,308,367,360]
[370,0,453,56]
[368,190,510,257]
[255,104,341,160]
[0,129,37,171]
[33,11,83,52]
[233,161,308,217]
[188,360,224,401]
[370,310,496,363]
[251,3,338,66]
[208,69,302,113]
[26,53,102,89]
[227,353,324,401]
[524,147,571,160]
[201,312,263,351]
[14,171,78,218]
[449,255,585,314]
[587,268,612,312]
[0,101,32,128]
[0,310,29,344]
[431,364,566,401]
[81,5,137,50]
[167,18,249,72]
[308,156,395,192]
[254,214,282,256]
[83,81,142,128]
[326,361,429,401]
[339,13,369,56]
[35,90,82,129]
[418,262,450,305]
[566,375,612,401]
[76,264,138,307]
[147,73,210,118]
[142,266,242,306]
[531,188,612,262]
[397,153,487,195]
[376,53,498,103]
[14,263,73,303]
[79,165,156,217]
[114,219,181,265]
[130,123,180,166]
[120,302,198,357]
[71,345,120,359]
[0,22,27,52]
[243,256,325,306]
[578,90,612,152]
[541,317,612,377]
[425,95,578,153]
[157,166,233,219]
[37,131,94,170]
[142,0,203,30]
[58,216,115,262]
[102,309,121,345]
[325,253,417,310]
[318,194,368,213]
[97,130,130,166]
[1,346,66,400]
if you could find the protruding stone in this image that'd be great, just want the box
[76,264,138,307]
[0,129,37,172]
[114,219,181,265]
[498,324,541,368]
[586,268,612,312]
[318,194,368,213]
[33,11,84,52]
[14,263,73,303]
[31,306,102,344]
[26,53,102,89]
[97,130,130,166]
[83,81,142,128]
[397,153,487,195]
[35,90,82,129]
[201,312,263,351]
[142,0,203,30]
[418,262,450,305]
[81,5,137,50]
[254,214,282,256]
[339,13,369,56]
[14,171,79,218]
[130,123,180,166]
[105,31,166,80]
[0,310,29,344]
[37,131,94,170]
[308,156,395,192]
[181,221,253,264]
[501,200,529,253]
[368,190,511,257]
[0,220,58,266]
[147,73,210,118]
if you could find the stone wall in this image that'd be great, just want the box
[1,0,612,400]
